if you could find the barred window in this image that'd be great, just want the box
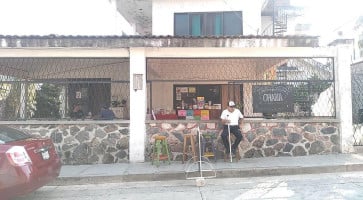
[0,58,130,121]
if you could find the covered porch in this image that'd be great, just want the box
[0,35,354,164]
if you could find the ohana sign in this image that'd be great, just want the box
[252,85,294,113]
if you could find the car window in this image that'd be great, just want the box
[0,126,31,144]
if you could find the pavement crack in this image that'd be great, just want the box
[198,187,207,200]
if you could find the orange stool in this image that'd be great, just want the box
[182,134,197,163]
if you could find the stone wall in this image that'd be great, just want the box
[145,120,340,161]
[6,119,340,165]
[10,123,129,165]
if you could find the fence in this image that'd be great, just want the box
[0,57,335,121]
[352,61,363,145]
[147,57,335,119]
[0,58,130,120]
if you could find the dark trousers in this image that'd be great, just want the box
[221,125,243,153]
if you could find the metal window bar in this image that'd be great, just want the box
[147,57,335,119]
[0,58,130,121]
[351,62,363,146]
[227,80,335,118]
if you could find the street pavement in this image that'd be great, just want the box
[52,153,363,186]
[16,171,363,200]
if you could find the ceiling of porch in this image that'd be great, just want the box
[0,57,286,81]
[147,58,287,81]
[0,58,130,80]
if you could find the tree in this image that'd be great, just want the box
[32,83,61,119]
[355,16,363,55]
[3,83,21,120]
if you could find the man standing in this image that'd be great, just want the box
[220,101,243,156]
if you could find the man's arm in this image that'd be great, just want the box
[220,110,229,124]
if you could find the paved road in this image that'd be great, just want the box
[15,171,363,200]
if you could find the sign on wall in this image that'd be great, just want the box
[252,85,293,113]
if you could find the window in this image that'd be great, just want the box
[0,126,31,144]
[173,85,221,109]
[174,13,189,35]
[206,13,222,36]
[174,11,242,36]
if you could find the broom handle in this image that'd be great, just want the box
[198,127,203,177]
[227,115,232,162]
[228,124,232,162]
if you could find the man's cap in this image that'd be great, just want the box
[228,101,236,107]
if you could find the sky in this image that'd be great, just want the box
[0,0,363,43]
[0,0,124,36]
[291,0,363,44]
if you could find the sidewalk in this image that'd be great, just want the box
[51,153,363,186]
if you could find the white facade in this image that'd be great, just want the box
[353,28,363,62]
[152,0,263,36]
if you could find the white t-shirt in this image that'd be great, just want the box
[220,109,243,126]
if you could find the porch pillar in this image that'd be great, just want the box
[336,45,354,153]
[129,48,147,162]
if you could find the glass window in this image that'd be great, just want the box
[175,13,189,36]
[0,126,31,144]
[190,14,203,36]
[206,13,223,36]
[174,11,242,36]
[223,11,243,35]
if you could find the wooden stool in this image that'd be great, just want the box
[182,134,197,163]
[223,135,241,162]
[152,135,171,166]
[201,133,217,162]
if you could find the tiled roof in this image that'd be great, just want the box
[0,34,318,39]
[0,34,319,48]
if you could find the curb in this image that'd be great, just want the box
[49,163,363,186]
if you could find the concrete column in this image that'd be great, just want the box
[129,48,147,162]
[336,45,354,153]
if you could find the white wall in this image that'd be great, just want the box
[152,0,263,36]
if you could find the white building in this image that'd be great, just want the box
[0,0,355,164]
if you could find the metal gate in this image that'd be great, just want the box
[351,61,363,146]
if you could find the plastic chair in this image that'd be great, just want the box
[201,133,217,162]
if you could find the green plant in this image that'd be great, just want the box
[112,99,127,107]
[3,83,21,120]
[32,83,61,119]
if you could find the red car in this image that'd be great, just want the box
[0,125,61,199]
